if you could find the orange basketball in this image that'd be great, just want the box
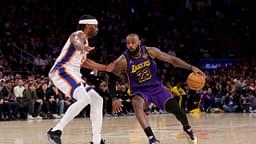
[187,73,205,91]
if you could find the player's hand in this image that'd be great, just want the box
[84,46,95,52]
[106,63,115,72]
[192,66,206,79]
[112,99,123,113]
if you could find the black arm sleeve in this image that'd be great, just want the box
[108,73,118,99]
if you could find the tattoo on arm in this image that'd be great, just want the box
[70,31,85,50]
[148,47,192,70]
[112,55,127,77]
[108,55,127,99]
[171,56,192,70]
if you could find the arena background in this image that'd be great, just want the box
[0,0,256,144]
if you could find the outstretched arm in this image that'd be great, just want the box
[82,58,108,71]
[147,47,192,69]
[147,47,205,77]
[108,55,127,112]
[111,55,127,77]
[108,55,127,98]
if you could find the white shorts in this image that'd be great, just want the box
[49,67,82,97]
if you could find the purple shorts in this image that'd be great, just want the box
[131,84,173,110]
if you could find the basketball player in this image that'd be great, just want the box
[108,33,205,144]
[47,15,112,144]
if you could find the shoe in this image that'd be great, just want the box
[149,140,160,144]
[90,139,105,144]
[35,116,43,120]
[47,128,62,144]
[104,113,112,117]
[53,114,61,119]
[186,136,198,144]
[149,137,160,144]
[27,115,35,120]
[185,129,198,144]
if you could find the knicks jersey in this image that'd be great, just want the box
[123,46,161,91]
[48,31,88,97]
[50,33,88,74]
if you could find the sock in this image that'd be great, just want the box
[184,128,195,140]
[52,86,91,131]
[144,127,156,141]
[183,125,191,131]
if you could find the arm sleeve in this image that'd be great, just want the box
[108,73,118,99]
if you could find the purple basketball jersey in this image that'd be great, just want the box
[123,46,161,89]
[123,46,173,110]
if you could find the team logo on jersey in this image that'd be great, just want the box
[131,60,151,73]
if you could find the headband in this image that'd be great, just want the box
[78,19,98,25]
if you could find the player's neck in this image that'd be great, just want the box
[82,29,89,39]
[131,47,141,58]
[84,39,89,45]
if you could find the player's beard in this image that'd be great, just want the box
[128,47,140,57]
[88,30,98,38]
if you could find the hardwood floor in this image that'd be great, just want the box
[0,113,256,144]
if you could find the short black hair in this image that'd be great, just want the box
[77,14,96,30]
[126,33,140,40]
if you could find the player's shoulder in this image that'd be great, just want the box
[116,54,126,63]
[145,46,160,58]
[145,46,159,51]
[71,30,85,37]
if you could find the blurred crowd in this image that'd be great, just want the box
[1,0,256,121]
[1,61,256,121]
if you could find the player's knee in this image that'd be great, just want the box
[93,92,103,105]
[80,95,92,105]
[97,95,103,105]
[73,86,92,104]
[132,95,144,109]
[165,98,180,114]
[88,89,103,105]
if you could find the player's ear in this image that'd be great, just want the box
[138,39,141,45]
[84,24,90,29]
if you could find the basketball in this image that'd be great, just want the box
[187,72,205,90]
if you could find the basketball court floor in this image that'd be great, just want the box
[0,113,255,144]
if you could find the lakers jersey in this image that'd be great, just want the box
[123,46,161,90]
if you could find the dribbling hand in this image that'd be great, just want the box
[192,66,206,79]
[112,99,123,113]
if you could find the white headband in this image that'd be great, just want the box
[79,19,98,25]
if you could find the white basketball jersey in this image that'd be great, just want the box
[50,31,88,73]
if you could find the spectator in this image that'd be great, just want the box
[223,92,239,112]
[22,83,42,120]
[1,80,19,120]
[98,81,112,116]
[0,83,4,120]
[240,92,250,113]
[200,88,214,113]
[49,85,65,117]
[248,91,256,112]
[13,79,25,103]
[37,83,59,118]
